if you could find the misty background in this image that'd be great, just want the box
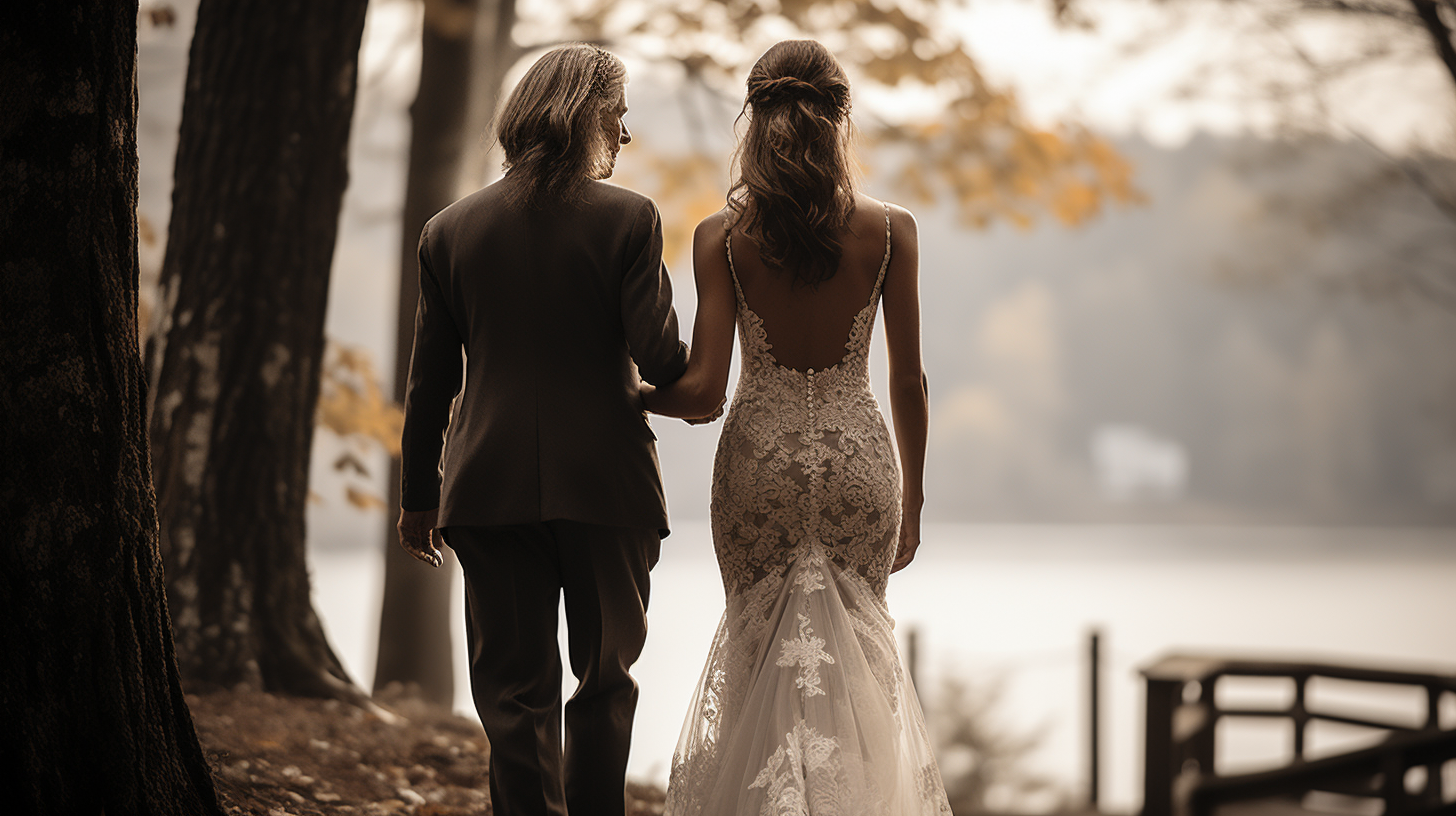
[140,2,1456,536]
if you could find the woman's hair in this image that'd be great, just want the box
[496,44,626,207]
[728,40,857,288]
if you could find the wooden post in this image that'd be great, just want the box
[1426,683,1444,804]
[1292,674,1308,762]
[1143,676,1182,816]
[1090,628,1102,810]
[1192,677,1216,775]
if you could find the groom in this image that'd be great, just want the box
[395,45,687,816]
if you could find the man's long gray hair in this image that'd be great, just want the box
[496,44,626,207]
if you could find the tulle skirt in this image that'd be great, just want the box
[665,543,951,816]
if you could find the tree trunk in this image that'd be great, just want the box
[0,2,223,813]
[148,0,370,699]
[458,0,522,193]
[372,0,480,706]
[373,0,521,705]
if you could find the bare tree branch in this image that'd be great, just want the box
[1346,126,1456,220]
[1410,0,1456,87]
[1296,0,1421,24]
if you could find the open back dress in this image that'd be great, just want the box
[665,204,952,815]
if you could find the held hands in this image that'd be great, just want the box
[397,507,444,568]
[638,380,726,425]
[890,511,921,574]
[683,397,726,426]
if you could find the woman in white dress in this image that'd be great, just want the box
[641,39,950,815]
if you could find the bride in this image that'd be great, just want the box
[641,39,950,816]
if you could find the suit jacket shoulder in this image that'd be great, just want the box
[428,178,655,228]
[584,179,655,211]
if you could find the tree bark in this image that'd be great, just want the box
[373,0,523,705]
[0,2,223,813]
[148,0,370,698]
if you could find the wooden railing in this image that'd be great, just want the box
[1141,654,1456,816]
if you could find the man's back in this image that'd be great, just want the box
[400,178,688,533]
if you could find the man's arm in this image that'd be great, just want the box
[398,222,461,567]
[620,199,689,386]
[399,221,463,516]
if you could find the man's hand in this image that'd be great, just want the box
[398,507,443,568]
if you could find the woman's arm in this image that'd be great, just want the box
[880,204,928,573]
[640,213,738,419]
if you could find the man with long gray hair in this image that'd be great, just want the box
[396,44,688,816]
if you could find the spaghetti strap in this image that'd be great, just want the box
[724,229,746,303]
[872,201,892,295]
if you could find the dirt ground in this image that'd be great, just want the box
[189,688,667,816]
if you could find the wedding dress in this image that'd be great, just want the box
[665,205,951,815]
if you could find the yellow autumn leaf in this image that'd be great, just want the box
[345,486,387,511]
[316,341,404,457]
[1052,181,1100,226]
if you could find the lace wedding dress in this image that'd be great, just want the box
[665,205,951,815]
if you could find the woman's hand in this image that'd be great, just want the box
[398,507,444,568]
[683,397,726,425]
[641,377,725,425]
[891,511,920,574]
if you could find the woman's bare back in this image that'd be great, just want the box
[727,192,894,372]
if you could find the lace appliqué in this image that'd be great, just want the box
[749,722,842,816]
[793,548,827,595]
[777,613,835,697]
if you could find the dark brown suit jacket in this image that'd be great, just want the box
[399,179,688,534]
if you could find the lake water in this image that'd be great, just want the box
[308,522,1456,812]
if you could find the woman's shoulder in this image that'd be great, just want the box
[693,208,731,240]
[852,192,916,233]
[690,209,736,273]
[845,194,917,261]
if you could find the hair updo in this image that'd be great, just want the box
[729,40,857,288]
[496,43,626,207]
[745,73,851,119]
